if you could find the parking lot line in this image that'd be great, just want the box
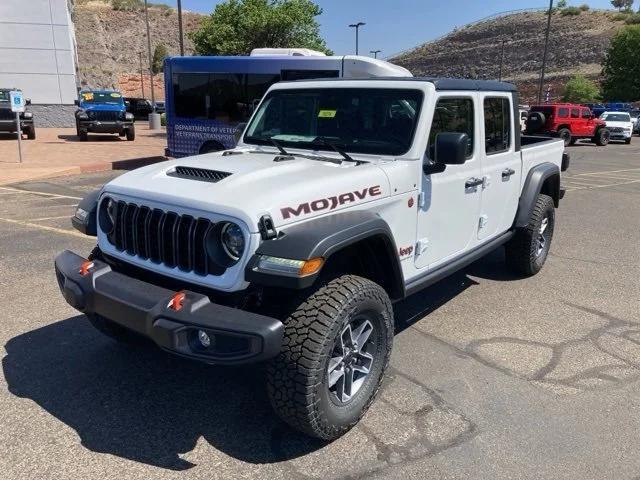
[29,215,74,222]
[0,216,90,239]
[0,186,82,201]
[578,167,640,176]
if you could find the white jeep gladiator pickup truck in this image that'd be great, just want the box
[56,78,569,440]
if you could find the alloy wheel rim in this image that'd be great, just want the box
[536,217,549,257]
[327,317,375,404]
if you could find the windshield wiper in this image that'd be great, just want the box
[313,137,363,165]
[269,137,291,156]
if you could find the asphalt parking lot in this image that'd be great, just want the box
[0,140,639,479]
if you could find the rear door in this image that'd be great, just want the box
[570,107,584,136]
[478,94,520,240]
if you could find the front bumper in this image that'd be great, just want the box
[54,250,284,365]
[0,119,32,132]
[609,132,632,140]
[78,120,132,133]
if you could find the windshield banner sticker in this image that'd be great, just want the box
[318,110,337,118]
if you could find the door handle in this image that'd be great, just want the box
[465,177,484,189]
[502,168,516,179]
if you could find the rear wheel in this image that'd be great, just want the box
[26,126,36,140]
[593,128,610,146]
[79,131,88,141]
[557,128,572,147]
[266,275,393,440]
[505,194,555,276]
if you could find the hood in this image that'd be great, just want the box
[103,150,391,233]
[80,103,125,112]
[604,120,633,128]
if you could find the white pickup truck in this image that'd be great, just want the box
[56,78,569,440]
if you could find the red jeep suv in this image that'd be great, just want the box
[526,103,610,146]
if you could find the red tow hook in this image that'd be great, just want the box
[78,260,94,276]
[168,291,186,311]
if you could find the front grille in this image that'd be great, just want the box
[108,201,224,276]
[609,127,624,133]
[0,109,15,120]
[167,166,232,183]
[89,110,121,121]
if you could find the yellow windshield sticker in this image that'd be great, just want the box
[82,93,94,101]
[318,110,337,118]
[110,92,122,98]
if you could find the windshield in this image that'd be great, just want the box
[244,88,423,156]
[602,113,630,122]
[80,91,124,106]
[0,90,9,103]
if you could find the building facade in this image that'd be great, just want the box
[0,0,78,126]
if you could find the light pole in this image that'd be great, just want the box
[348,22,365,55]
[139,51,145,98]
[498,39,505,81]
[143,0,155,111]
[370,49,381,59]
[177,0,184,56]
[538,0,553,103]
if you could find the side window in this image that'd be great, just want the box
[571,108,580,118]
[428,97,474,159]
[484,97,512,154]
[558,108,569,118]
[581,109,591,119]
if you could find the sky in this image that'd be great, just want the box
[162,0,620,57]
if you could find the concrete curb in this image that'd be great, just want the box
[79,155,168,174]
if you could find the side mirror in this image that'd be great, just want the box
[234,122,248,143]
[74,99,79,106]
[434,132,470,165]
[25,98,31,106]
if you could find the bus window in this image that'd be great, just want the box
[280,70,339,81]
[209,73,243,122]
[246,73,281,120]
[173,73,209,119]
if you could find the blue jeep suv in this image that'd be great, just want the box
[75,90,135,141]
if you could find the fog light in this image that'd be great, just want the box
[198,330,211,348]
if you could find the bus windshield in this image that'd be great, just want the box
[244,88,423,156]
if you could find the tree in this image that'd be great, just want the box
[190,0,332,56]
[611,0,634,12]
[557,0,568,9]
[561,74,600,103]
[601,25,640,100]
[152,44,168,74]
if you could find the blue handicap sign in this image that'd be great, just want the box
[9,90,24,112]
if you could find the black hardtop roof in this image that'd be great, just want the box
[282,76,517,92]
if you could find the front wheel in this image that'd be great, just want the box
[126,126,135,141]
[593,128,610,146]
[26,126,36,140]
[505,193,555,276]
[625,138,632,145]
[266,275,393,440]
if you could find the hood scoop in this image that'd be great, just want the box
[167,166,232,183]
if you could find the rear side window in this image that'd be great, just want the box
[558,108,569,118]
[428,97,474,159]
[581,109,591,119]
[484,97,512,154]
[571,108,580,118]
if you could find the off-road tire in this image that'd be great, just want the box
[505,193,555,276]
[26,126,36,140]
[557,128,572,147]
[79,131,88,141]
[126,126,135,141]
[119,130,126,137]
[593,128,610,146]
[266,275,394,440]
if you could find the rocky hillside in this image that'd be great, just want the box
[72,0,204,94]
[391,9,629,103]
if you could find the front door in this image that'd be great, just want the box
[478,94,520,240]
[415,94,483,270]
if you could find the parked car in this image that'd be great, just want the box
[124,97,153,119]
[526,103,609,146]
[75,90,135,141]
[584,103,606,118]
[599,111,634,144]
[630,109,640,134]
[153,101,165,114]
[58,77,567,440]
[0,88,36,139]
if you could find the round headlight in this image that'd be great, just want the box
[221,223,245,260]
[98,197,115,235]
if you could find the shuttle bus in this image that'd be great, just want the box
[164,50,411,157]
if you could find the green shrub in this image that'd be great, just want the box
[560,6,582,16]
[111,0,142,11]
[625,14,640,24]
[612,12,629,21]
[160,113,166,127]
[579,4,590,11]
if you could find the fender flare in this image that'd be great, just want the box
[245,210,404,296]
[514,162,560,228]
[71,189,100,236]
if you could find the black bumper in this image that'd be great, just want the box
[78,120,133,133]
[54,250,284,365]
[0,119,32,132]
